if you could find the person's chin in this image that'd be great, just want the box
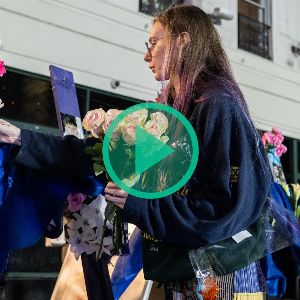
[154,73,165,81]
[154,75,161,81]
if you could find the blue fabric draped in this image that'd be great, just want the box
[111,228,142,299]
[261,181,299,297]
[261,253,286,297]
[0,143,105,276]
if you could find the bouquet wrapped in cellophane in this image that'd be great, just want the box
[80,106,175,258]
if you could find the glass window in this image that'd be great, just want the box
[280,137,293,183]
[76,87,88,118]
[239,0,264,23]
[89,92,138,111]
[0,71,58,128]
[280,137,300,184]
[139,0,172,16]
[0,70,142,135]
[238,0,272,60]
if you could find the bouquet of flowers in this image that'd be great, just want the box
[261,127,287,184]
[79,107,169,258]
[261,127,287,157]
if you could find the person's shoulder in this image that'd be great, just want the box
[193,92,242,120]
[195,92,239,108]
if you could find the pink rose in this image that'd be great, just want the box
[144,121,162,138]
[262,132,274,146]
[102,109,121,133]
[67,192,86,212]
[0,60,6,77]
[272,135,283,147]
[82,108,105,138]
[122,123,136,145]
[272,127,281,135]
[275,144,287,157]
[124,109,148,126]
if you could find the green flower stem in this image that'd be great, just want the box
[114,207,123,255]
[105,201,118,222]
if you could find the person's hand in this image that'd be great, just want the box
[104,182,128,209]
[0,119,21,145]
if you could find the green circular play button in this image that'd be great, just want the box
[102,102,199,199]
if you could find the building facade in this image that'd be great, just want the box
[0,0,300,181]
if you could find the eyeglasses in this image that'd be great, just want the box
[145,38,164,58]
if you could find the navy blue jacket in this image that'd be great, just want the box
[122,95,271,247]
[15,94,271,248]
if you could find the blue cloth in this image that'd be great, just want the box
[271,182,293,213]
[261,254,286,297]
[260,182,297,297]
[0,143,105,275]
[111,228,143,299]
[233,262,264,293]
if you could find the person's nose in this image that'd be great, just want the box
[144,49,151,62]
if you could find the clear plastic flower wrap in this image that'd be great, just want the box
[188,196,300,294]
[105,109,198,197]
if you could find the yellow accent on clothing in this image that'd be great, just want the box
[233,292,266,300]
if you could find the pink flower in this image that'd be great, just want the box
[122,123,136,145]
[272,127,281,135]
[67,192,86,212]
[262,132,274,146]
[123,109,148,126]
[0,60,6,77]
[82,108,106,138]
[272,134,284,147]
[275,144,287,157]
[144,121,161,138]
[102,109,121,133]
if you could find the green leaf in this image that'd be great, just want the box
[85,143,103,156]
[93,162,105,176]
[92,156,103,162]
[296,206,300,218]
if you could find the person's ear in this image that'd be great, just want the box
[176,32,191,49]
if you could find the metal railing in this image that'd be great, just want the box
[238,13,272,60]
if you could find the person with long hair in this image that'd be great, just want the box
[0,4,271,299]
[104,4,271,299]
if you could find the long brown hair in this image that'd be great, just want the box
[154,5,248,116]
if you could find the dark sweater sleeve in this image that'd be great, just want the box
[14,129,95,176]
[123,95,271,247]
